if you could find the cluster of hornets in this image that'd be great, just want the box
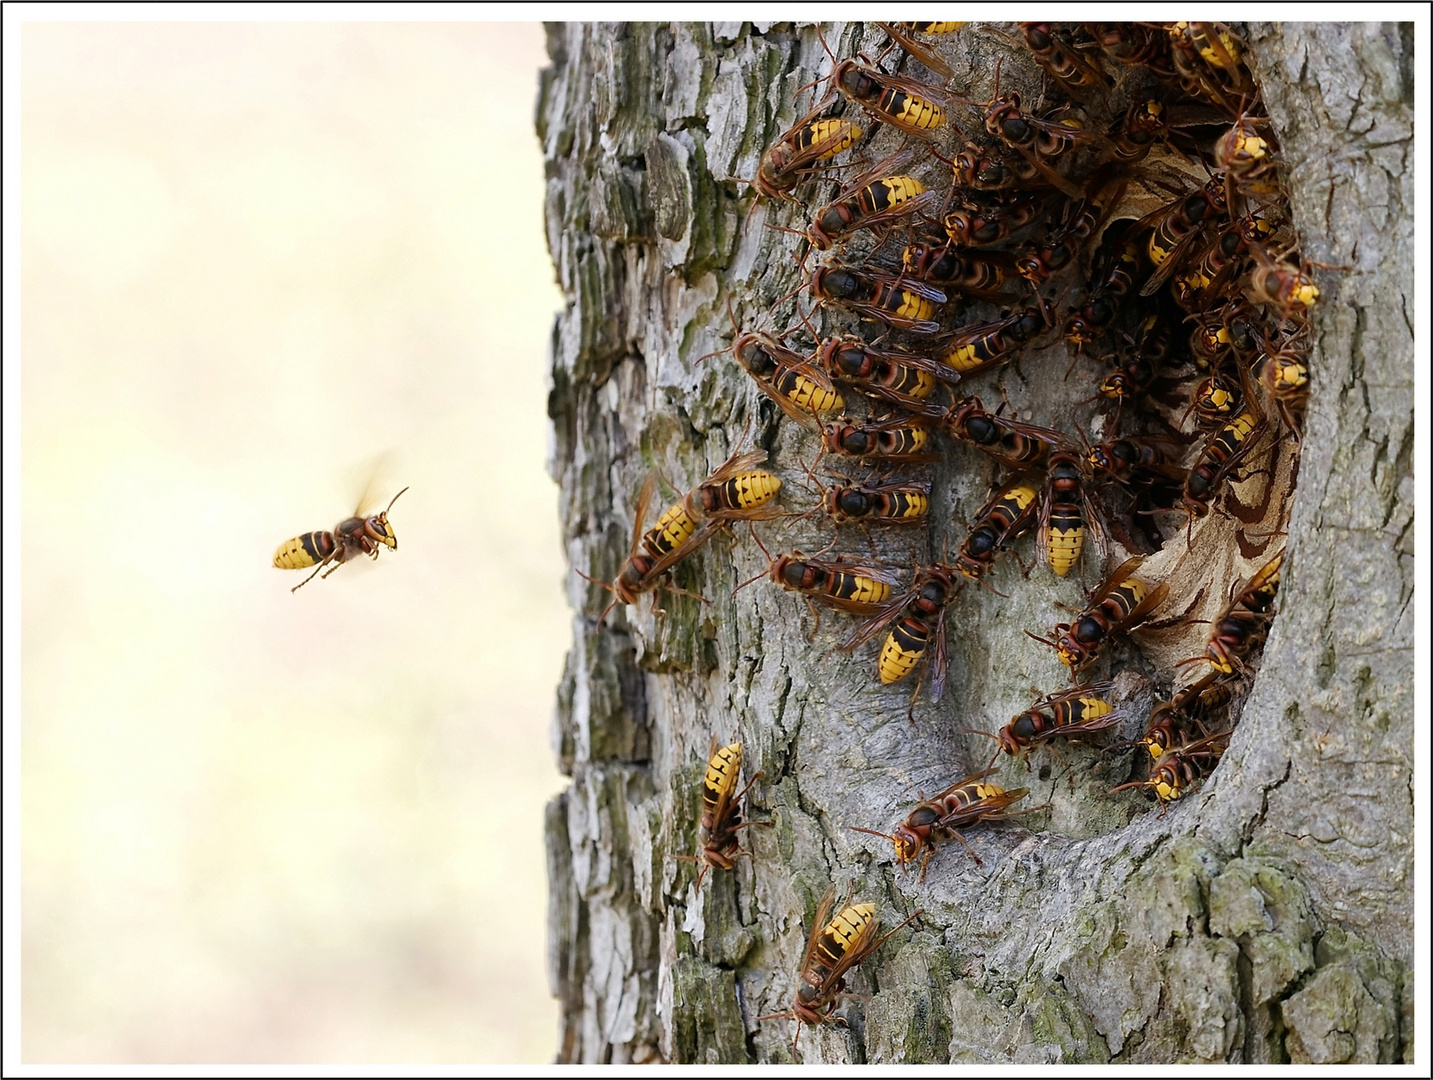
[585,22,1325,1060]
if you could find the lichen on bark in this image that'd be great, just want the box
[539,21,1413,1064]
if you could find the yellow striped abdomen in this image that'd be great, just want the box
[898,367,938,399]
[703,742,742,811]
[877,427,930,457]
[942,338,998,372]
[864,175,927,213]
[1107,580,1151,622]
[1148,211,1193,267]
[1149,231,1175,267]
[1067,696,1114,725]
[832,572,892,606]
[879,621,927,684]
[778,371,844,414]
[798,118,860,160]
[273,530,334,569]
[817,902,876,967]
[708,469,782,513]
[896,290,938,322]
[950,781,1008,813]
[995,483,1039,521]
[1247,558,1283,610]
[644,501,699,557]
[1047,526,1084,577]
[884,89,944,130]
[1215,408,1261,457]
[896,492,930,520]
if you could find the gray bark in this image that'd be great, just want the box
[539,22,1413,1064]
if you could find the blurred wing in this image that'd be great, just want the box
[350,449,398,516]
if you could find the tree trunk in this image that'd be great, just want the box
[539,21,1413,1064]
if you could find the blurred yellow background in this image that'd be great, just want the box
[22,22,566,1063]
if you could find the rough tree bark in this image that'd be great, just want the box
[539,22,1413,1064]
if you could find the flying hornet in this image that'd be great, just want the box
[273,486,409,593]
